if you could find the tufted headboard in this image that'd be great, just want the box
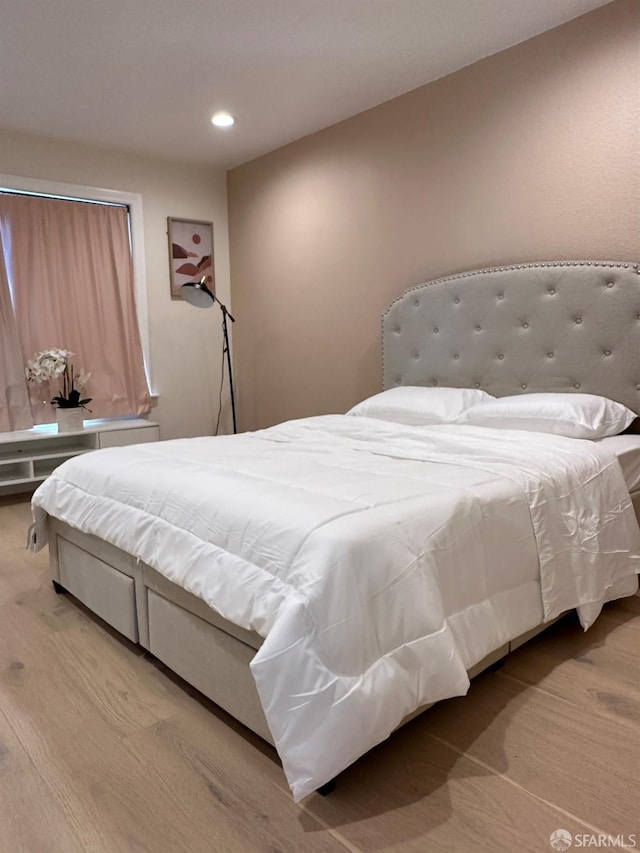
[382,261,640,414]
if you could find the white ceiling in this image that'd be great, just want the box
[0,0,613,170]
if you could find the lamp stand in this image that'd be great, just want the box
[219,303,237,434]
[180,278,237,435]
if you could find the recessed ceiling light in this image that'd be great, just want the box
[211,112,235,128]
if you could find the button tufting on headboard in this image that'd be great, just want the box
[381,261,640,414]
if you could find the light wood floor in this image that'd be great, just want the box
[1,493,639,853]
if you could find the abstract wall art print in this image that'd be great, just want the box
[167,217,214,299]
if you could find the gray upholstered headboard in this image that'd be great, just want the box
[383,261,640,414]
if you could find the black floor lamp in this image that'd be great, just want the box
[181,277,237,434]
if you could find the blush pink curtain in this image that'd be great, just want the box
[0,228,33,431]
[0,193,151,425]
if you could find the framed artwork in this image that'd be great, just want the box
[167,217,214,300]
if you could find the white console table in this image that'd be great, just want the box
[0,418,159,495]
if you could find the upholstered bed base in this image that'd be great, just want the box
[50,507,639,752]
[49,518,273,742]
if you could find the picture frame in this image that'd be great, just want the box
[167,217,214,300]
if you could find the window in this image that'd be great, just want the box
[0,176,151,429]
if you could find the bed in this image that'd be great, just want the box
[29,260,640,802]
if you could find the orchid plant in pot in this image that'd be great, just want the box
[25,348,92,432]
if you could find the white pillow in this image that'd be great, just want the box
[457,392,636,439]
[347,386,495,426]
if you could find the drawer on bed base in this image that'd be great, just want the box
[57,537,138,642]
[146,590,273,745]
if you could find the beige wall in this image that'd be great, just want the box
[228,0,640,431]
[0,127,231,439]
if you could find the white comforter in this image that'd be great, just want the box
[30,416,640,800]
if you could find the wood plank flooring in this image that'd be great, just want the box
[1,493,639,852]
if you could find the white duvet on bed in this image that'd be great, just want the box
[30,416,640,800]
